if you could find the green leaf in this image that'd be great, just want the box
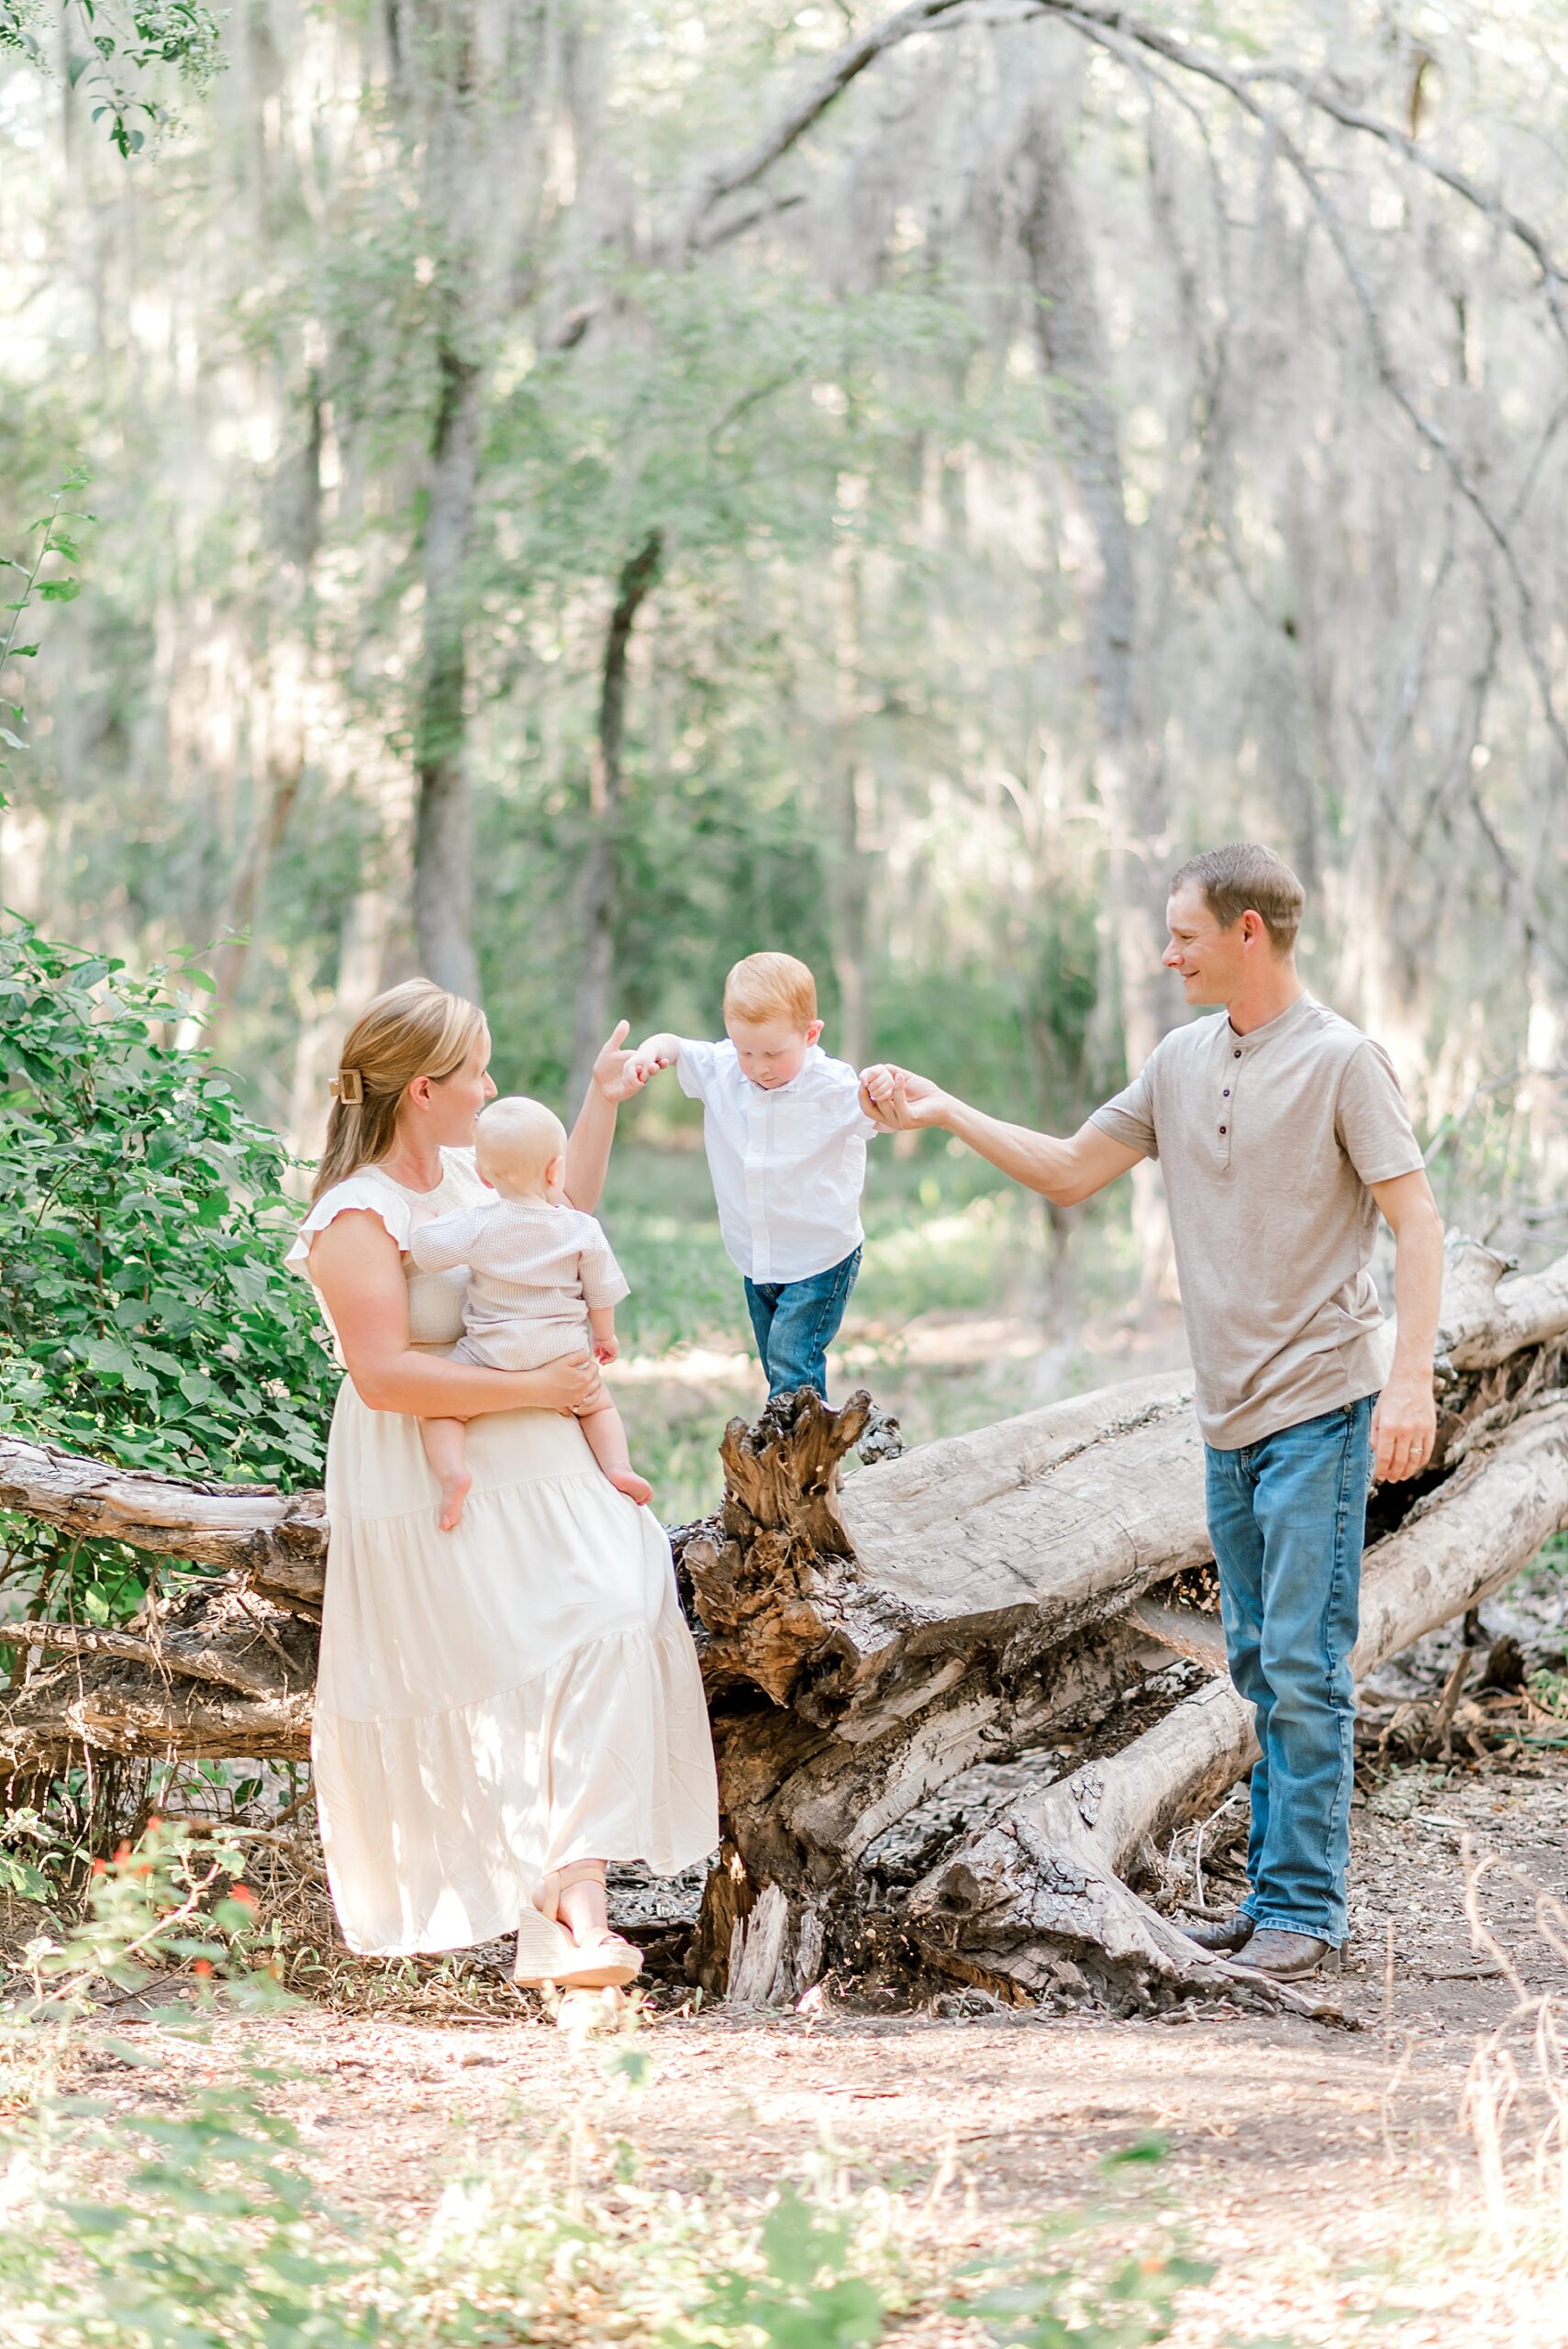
[37,580,82,602]
[0,729,27,751]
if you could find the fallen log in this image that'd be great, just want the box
[0,1584,318,1771]
[1436,1234,1568,1372]
[1,1234,1564,2014]
[907,1401,1568,2006]
[0,1432,327,1614]
[689,1234,1568,2002]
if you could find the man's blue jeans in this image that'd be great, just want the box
[1204,1397,1373,1947]
[743,1247,862,1400]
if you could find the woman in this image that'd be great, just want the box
[287,979,718,1991]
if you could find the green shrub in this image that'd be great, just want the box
[0,918,334,1617]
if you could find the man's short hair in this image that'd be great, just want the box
[723,951,818,1030]
[1171,843,1305,954]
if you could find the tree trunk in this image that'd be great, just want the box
[413,341,483,1002]
[828,511,874,1071]
[571,530,662,1108]
[1018,104,1175,1303]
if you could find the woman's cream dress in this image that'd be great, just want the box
[287,1150,719,1954]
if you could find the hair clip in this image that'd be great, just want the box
[331,1067,364,1106]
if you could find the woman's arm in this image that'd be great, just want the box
[564,1019,651,1213]
[309,1211,601,1418]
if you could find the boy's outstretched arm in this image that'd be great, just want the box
[860,1066,1141,1208]
[629,1030,683,1081]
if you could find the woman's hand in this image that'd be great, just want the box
[592,1020,652,1106]
[528,1353,604,1417]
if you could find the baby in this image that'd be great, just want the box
[633,952,894,1402]
[408,1095,651,1530]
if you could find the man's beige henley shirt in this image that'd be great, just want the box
[1090,993,1426,1450]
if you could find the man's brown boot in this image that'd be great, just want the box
[1232,1927,1332,1979]
[1180,1908,1255,1955]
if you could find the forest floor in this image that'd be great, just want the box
[27,1578,1566,2349]
[44,1735,1568,2348]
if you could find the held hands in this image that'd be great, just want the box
[1372,1366,1439,1484]
[591,1021,652,1106]
[627,1032,680,1087]
[856,1063,952,1132]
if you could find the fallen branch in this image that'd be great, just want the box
[0,1433,326,1611]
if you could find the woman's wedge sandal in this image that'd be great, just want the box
[537,1862,645,1990]
[512,1903,581,1988]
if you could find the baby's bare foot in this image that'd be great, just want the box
[438,1468,473,1531]
[608,1467,652,1508]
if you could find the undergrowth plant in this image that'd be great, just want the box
[0,918,336,1625]
[0,1831,1228,2349]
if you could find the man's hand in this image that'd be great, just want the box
[858,1064,952,1131]
[1371,1368,1437,1484]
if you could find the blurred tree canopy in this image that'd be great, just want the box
[1,0,1565,1240]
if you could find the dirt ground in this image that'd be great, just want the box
[61,1738,1568,2349]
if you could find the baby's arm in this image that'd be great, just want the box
[406,1206,477,1275]
[588,1303,617,1364]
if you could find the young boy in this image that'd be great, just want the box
[632,952,891,1401]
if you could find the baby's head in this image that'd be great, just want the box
[474,1096,569,1202]
[723,952,824,1091]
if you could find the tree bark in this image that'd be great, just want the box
[0,1433,326,1610]
[413,341,484,1002]
[1018,104,1176,1303]
[570,530,663,1108]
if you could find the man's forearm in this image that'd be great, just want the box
[1389,1197,1445,1376]
[940,1097,1090,1204]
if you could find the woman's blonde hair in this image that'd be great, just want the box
[311,978,487,1201]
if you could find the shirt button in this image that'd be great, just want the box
[1218,1124,1228,1135]
[1223,1088,1230,1097]
[1232,1049,1241,1060]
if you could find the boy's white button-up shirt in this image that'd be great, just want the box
[676,1040,878,1285]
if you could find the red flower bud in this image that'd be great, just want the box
[90,1856,106,1876]
[113,1842,131,1863]
[230,1884,258,1908]
[193,1959,213,1978]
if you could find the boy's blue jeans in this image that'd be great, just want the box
[743,1246,862,1400]
[1204,1396,1373,1948]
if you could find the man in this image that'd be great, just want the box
[865,843,1443,1979]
